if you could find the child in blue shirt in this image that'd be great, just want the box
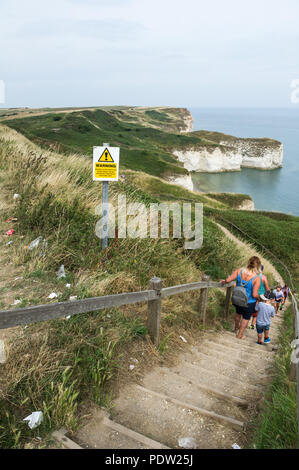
[255,294,276,344]
[273,286,284,313]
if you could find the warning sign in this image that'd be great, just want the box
[98,148,114,163]
[93,146,120,181]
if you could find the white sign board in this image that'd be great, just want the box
[93,146,120,182]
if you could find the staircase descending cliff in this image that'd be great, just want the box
[53,311,285,450]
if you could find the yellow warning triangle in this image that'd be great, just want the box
[98,148,114,163]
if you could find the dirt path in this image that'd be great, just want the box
[53,225,287,450]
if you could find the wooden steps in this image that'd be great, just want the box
[55,406,168,450]
[52,319,279,449]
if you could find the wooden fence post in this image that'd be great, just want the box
[199,275,210,326]
[290,344,299,382]
[147,277,163,348]
[224,285,234,320]
[290,352,297,382]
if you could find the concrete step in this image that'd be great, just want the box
[190,343,273,379]
[202,339,274,363]
[72,406,169,449]
[204,334,275,356]
[141,367,247,422]
[52,429,83,449]
[223,330,279,349]
[174,360,263,399]
[111,384,244,449]
[185,346,273,385]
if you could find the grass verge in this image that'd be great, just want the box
[250,305,298,449]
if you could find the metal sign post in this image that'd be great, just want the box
[102,194,109,250]
[102,142,109,250]
[93,143,120,251]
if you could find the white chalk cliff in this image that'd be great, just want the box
[180,113,194,133]
[173,131,283,172]
[173,147,242,173]
[167,174,194,191]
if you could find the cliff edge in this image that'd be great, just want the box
[172,129,283,173]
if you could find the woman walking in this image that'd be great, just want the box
[221,256,262,340]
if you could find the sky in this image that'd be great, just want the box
[1,0,299,108]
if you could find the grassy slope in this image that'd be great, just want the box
[250,305,298,449]
[0,106,191,134]
[192,130,281,146]
[0,107,298,449]
[2,109,216,179]
[0,125,242,448]
[206,207,299,287]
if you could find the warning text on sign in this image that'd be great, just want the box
[95,163,117,179]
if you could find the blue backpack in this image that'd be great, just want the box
[232,270,258,307]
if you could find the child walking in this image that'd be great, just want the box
[255,293,275,345]
[273,285,284,314]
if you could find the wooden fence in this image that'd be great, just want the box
[290,292,299,448]
[1,272,299,445]
[0,275,234,347]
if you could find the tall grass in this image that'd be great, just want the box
[250,306,298,449]
[0,124,245,448]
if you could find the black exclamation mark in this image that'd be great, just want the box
[105,151,108,161]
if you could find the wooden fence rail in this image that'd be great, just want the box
[290,292,299,448]
[2,271,298,445]
[0,276,234,345]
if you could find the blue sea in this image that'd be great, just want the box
[189,108,299,216]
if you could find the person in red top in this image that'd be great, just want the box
[221,256,262,340]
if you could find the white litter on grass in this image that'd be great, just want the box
[14,277,23,281]
[65,284,71,289]
[65,315,71,320]
[6,241,13,246]
[130,358,139,364]
[23,411,43,430]
[178,437,197,449]
[48,293,58,299]
[179,335,187,343]
[232,443,241,449]
[69,296,77,301]
[11,299,21,306]
[13,194,20,199]
[57,265,66,279]
[129,365,135,371]
[26,236,43,251]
